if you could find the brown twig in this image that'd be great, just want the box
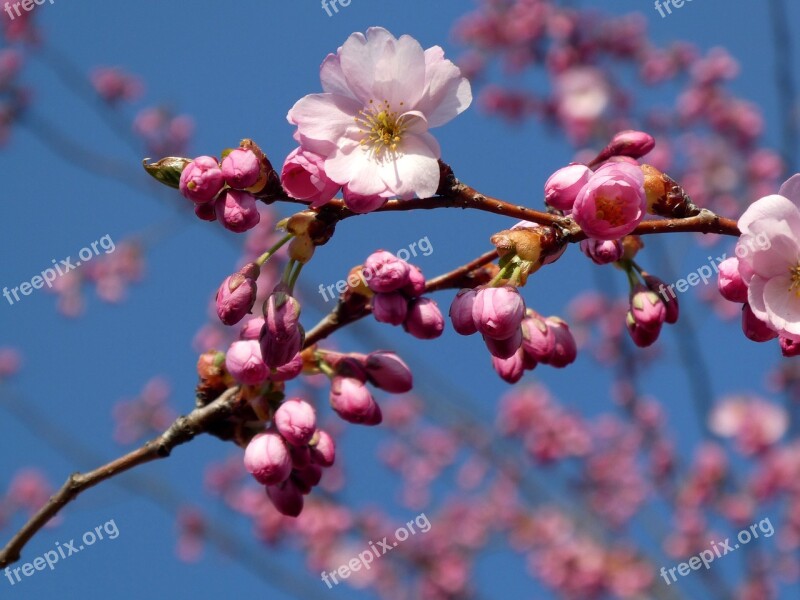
[0,387,241,568]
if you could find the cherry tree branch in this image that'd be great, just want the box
[0,387,242,568]
[262,161,740,240]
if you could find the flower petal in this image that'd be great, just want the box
[763,275,800,336]
[739,194,800,235]
[778,174,800,206]
[320,53,356,99]
[416,46,473,128]
[339,28,426,108]
[386,133,441,198]
[747,276,769,323]
[325,140,390,196]
[288,93,361,152]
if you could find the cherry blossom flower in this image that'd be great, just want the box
[737,174,800,340]
[287,27,472,204]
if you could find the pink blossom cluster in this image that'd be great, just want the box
[0,346,21,380]
[243,399,335,517]
[0,470,51,530]
[90,67,143,104]
[0,48,28,145]
[112,376,177,445]
[454,0,783,219]
[179,149,263,232]
[46,240,144,318]
[133,106,193,157]
[365,250,444,339]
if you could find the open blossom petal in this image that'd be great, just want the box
[763,276,800,338]
[738,194,800,236]
[288,93,361,153]
[417,46,473,127]
[338,28,426,108]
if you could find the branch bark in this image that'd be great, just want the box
[0,387,241,568]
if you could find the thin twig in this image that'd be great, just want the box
[0,387,241,568]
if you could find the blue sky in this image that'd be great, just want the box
[1,1,799,599]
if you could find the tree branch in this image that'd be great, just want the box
[0,387,241,568]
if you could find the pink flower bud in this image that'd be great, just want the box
[274,398,317,447]
[717,257,748,303]
[472,286,525,340]
[402,265,426,298]
[271,352,304,382]
[484,328,523,359]
[403,297,445,339]
[179,156,224,204]
[449,289,478,335]
[780,336,800,357]
[292,464,323,494]
[521,312,556,361]
[372,292,409,326]
[260,326,304,369]
[221,148,260,190]
[626,312,661,347]
[266,480,304,517]
[630,284,666,330]
[643,274,679,324]
[600,130,656,162]
[309,430,336,467]
[261,290,304,368]
[364,251,411,293]
[579,238,623,265]
[240,317,265,340]
[215,190,261,233]
[343,185,388,214]
[742,303,778,342]
[280,147,340,208]
[544,164,592,211]
[289,444,312,470]
[244,431,292,486]
[572,161,646,240]
[330,376,382,425]
[492,348,535,384]
[225,340,269,386]
[216,264,259,326]
[194,201,217,222]
[365,351,413,393]
[545,317,577,367]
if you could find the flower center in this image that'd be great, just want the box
[355,100,407,159]
[594,196,625,226]
[789,263,800,297]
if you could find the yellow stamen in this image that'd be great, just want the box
[354,99,408,160]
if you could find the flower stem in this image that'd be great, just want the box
[256,234,294,267]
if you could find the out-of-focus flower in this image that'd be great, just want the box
[113,377,176,444]
[709,395,788,454]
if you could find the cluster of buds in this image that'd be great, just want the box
[625,273,679,347]
[363,251,445,340]
[224,316,303,387]
[492,311,577,383]
[243,399,335,517]
[146,141,276,233]
[318,350,413,426]
[450,285,526,358]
